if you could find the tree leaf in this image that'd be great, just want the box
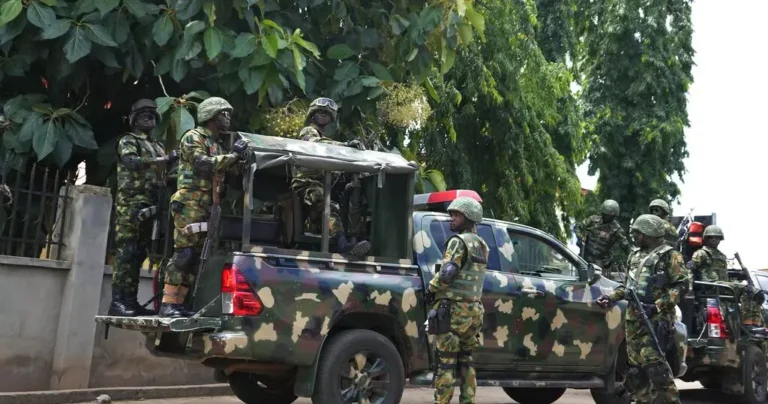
[360,76,380,87]
[184,20,206,38]
[172,106,195,140]
[123,0,154,18]
[152,14,174,46]
[184,91,210,100]
[85,24,117,47]
[176,0,203,21]
[203,27,223,59]
[369,62,393,82]
[294,69,305,92]
[202,0,215,26]
[458,22,473,44]
[261,18,283,35]
[263,33,278,58]
[65,120,98,149]
[424,77,439,101]
[106,11,129,43]
[291,44,305,71]
[231,32,255,58]
[291,30,320,58]
[344,79,363,97]
[26,1,56,29]
[182,40,202,60]
[367,86,384,100]
[91,45,120,67]
[440,45,456,74]
[96,0,119,16]
[33,118,60,160]
[63,27,92,63]
[0,0,23,27]
[53,135,72,166]
[425,169,447,192]
[0,14,25,44]
[40,0,56,5]
[39,19,69,40]
[73,0,97,15]
[464,3,485,39]
[170,59,187,82]
[389,14,409,35]
[326,43,355,60]
[19,113,44,146]
[334,61,360,81]
[155,96,175,114]
[238,66,266,94]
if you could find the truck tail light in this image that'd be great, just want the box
[706,298,727,339]
[221,263,263,316]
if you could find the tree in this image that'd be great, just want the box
[579,0,694,225]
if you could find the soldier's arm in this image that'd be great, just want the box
[615,227,631,254]
[607,284,626,302]
[118,136,165,169]
[300,127,346,146]
[655,251,689,311]
[428,237,468,293]
[182,132,239,174]
[690,250,715,281]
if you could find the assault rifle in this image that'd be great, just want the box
[189,173,224,317]
[734,252,755,288]
[626,287,673,375]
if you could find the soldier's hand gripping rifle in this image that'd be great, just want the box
[189,173,224,316]
[626,287,674,375]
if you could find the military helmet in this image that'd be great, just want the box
[631,214,665,238]
[306,97,338,122]
[601,199,620,216]
[649,199,670,214]
[447,196,483,223]
[703,225,724,240]
[197,97,233,123]
[128,99,160,126]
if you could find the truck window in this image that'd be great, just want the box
[507,232,578,278]
[755,275,768,292]
[428,220,502,272]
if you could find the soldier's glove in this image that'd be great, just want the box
[167,150,180,164]
[232,139,249,154]
[596,295,611,309]
[642,303,659,317]
[745,284,756,296]
[346,139,366,151]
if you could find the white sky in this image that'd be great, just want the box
[577,1,768,269]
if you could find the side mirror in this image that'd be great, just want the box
[585,263,602,283]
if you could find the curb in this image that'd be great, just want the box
[0,384,233,404]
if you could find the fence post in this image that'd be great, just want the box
[49,185,113,390]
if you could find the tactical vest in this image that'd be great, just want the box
[116,132,166,193]
[177,128,226,194]
[435,232,488,303]
[627,244,673,304]
[700,247,727,282]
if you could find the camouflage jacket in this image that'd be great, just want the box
[689,246,727,282]
[116,131,168,207]
[175,127,238,196]
[576,215,631,266]
[608,244,689,322]
[662,219,678,248]
[428,229,488,316]
[293,125,346,182]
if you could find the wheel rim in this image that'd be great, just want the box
[339,350,391,404]
[752,362,767,400]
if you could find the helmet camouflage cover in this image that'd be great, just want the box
[703,225,724,240]
[631,214,665,238]
[306,97,338,122]
[197,97,233,123]
[649,199,671,214]
[129,99,160,126]
[447,196,483,223]
[601,199,620,216]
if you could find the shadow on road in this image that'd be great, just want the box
[680,388,732,403]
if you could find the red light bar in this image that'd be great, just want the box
[413,190,482,208]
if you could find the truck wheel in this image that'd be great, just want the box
[742,345,768,404]
[312,329,405,404]
[698,375,721,390]
[591,342,630,404]
[228,372,297,404]
[502,387,566,404]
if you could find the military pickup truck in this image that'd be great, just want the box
[95,132,685,404]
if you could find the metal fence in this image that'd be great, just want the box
[0,162,77,260]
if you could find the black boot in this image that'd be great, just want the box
[333,232,371,256]
[158,303,195,318]
[108,286,138,317]
[125,290,156,316]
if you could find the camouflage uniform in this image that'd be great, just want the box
[649,199,678,248]
[603,214,689,404]
[427,197,487,404]
[688,226,765,327]
[110,99,175,317]
[160,97,246,317]
[576,200,631,280]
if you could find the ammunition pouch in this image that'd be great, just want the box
[643,361,671,388]
[427,299,452,335]
[625,365,648,393]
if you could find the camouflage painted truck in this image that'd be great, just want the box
[95,133,683,404]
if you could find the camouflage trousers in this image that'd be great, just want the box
[626,318,679,403]
[112,201,152,293]
[736,284,764,327]
[432,302,483,404]
[290,177,345,236]
[164,193,208,287]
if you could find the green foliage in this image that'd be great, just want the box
[579,0,694,226]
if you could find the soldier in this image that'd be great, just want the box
[576,199,632,280]
[425,196,487,404]
[290,97,371,256]
[649,199,678,248]
[109,99,178,317]
[159,97,248,318]
[687,225,765,329]
[596,214,689,404]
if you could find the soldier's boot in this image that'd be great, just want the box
[108,285,138,317]
[159,285,195,318]
[333,232,371,256]
[125,289,156,316]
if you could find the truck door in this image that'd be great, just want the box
[414,214,518,368]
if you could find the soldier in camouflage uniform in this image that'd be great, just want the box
[597,214,689,404]
[425,196,487,404]
[649,199,678,249]
[159,97,248,318]
[687,225,765,328]
[576,199,631,280]
[290,97,371,256]
[109,99,178,317]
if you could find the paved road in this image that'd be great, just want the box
[94,381,733,403]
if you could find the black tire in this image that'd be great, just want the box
[698,375,722,390]
[312,329,405,404]
[502,387,566,404]
[742,345,768,404]
[591,342,631,404]
[228,372,298,404]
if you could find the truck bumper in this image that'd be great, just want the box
[202,331,252,359]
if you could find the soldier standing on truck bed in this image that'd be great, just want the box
[597,214,689,404]
[686,225,765,329]
[289,97,371,256]
[109,99,178,317]
[425,196,488,404]
[649,199,678,249]
[159,97,249,318]
[576,199,632,281]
